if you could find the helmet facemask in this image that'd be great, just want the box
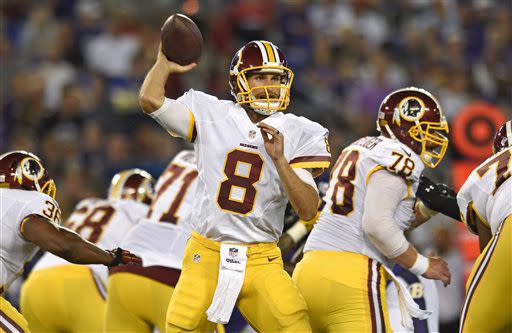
[41,180,57,199]
[409,119,449,168]
[234,65,294,116]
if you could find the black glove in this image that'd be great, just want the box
[106,248,142,267]
[417,176,461,221]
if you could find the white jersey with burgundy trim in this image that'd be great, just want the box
[32,198,148,286]
[0,189,61,293]
[305,136,424,266]
[176,89,331,243]
[457,147,512,235]
[121,150,198,270]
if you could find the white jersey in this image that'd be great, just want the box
[177,89,331,243]
[457,147,512,235]
[121,150,198,270]
[305,136,424,266]
[386,265,439,333]
[0,189,61,293]
[33,198,148,286]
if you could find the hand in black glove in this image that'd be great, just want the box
[417,176,461,221]
[106,248,143,267]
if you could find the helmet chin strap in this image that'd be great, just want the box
[384,124,398,140]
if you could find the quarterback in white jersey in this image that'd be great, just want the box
[105,150,199,333]
[20,169,153,333]
[293,87,451,332]
[140,40,330,332]
[457,120,512,333]
[0,151,141,333]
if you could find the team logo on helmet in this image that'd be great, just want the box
[396,97,426,123]
[19,158,44,182]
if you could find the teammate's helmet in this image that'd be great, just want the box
[0,151,57,198]
[377,87,449,168]
[108,169,155,204]
[229,40,294,116]
[493,120,512,154]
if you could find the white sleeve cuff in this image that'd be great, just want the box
[149,97,194,141]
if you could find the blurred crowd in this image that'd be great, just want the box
[2,0,511,210]
[1,1,511,329]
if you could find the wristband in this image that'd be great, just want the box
[409,254,429,275]
[286,222,309,243]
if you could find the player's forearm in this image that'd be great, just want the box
[275,157,318,221]
[49,227,113,265]
[391,244,420,269]
[139,60,172,113]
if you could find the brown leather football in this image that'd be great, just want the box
[161,13,203,65]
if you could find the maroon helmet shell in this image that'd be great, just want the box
[0,151,56,198]
[229,40,294,115]
[493,120,512,154]
[377,87,449,168]
[108,169,155,205]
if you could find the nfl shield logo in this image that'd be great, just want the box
[229,247,239,258]
[248,130,256,139]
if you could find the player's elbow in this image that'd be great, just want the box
[298,205,317,222]
[139,92,161,114]
[362,213,380,239]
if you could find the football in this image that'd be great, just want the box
[161,13,203,65]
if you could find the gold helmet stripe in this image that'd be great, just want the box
[270,42,280,63]
[254,41,269,63]
[262,41,276,62]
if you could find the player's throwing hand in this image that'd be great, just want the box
[156,43,196,74]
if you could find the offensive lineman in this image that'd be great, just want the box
[105,150,199,332]
[293,88,451,332]
[20,169,154,333]
[0,151,141,332]
[139,41,330,332]
[456,120,512,333]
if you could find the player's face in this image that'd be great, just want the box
[247,73,282,99]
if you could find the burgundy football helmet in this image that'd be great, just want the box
[0,151,57,198]
[108,169,155,204]
[229,40,294,116]
[493,120,512,154]
[377,87,449,168]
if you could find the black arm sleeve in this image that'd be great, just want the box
[416,176,462,221]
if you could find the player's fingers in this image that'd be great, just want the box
[260,127,275,137]
[259,128,270,141]
[257,122,278,134]
[442,274,450,287]
[175,63,197,72]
